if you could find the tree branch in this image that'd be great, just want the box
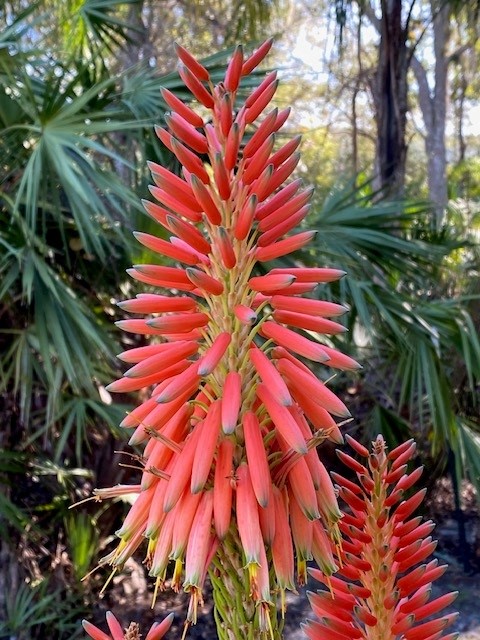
[447,43,470,65]
[360,0,381,33]
[410,55,433,131]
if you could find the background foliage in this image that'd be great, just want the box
[0,0,479,636]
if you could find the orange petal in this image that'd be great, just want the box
[249,346,292,406]
[213,152,231,200]
[167,214,211,254]
[221,371,242,433]
[260,321,329,362]
[236,463,263,566]
[146,313,208,334]
[174,43,210,81]
[186,268,224,295]
[273,309,347,335]
[191,400,222,493]
[243,108,278,158]
[132,232,199,266]
[198,332,231,375]
[287,456,320,521]
[271,486,295,590]
[213,439,234,539]
[163,425,203,512]
[82,620,112,640]
[268,135,302,168]
[224,45,243,91]
[243,411,271,507]
[241,38,274,76]
[270,268,346,283]
[217,227,236,268]
[255,230,315,262]
[171,488,203,559]
[225,121,241,171]
[165,112,208,154]
[145,613,175,640]
[258,204,310,246]
[245,78,279,124]
[118,293,197,315]
[234,304,257,324]
[170,137,210,183]
[106,612,124,640]
[178,63,214,109]
[249,273,295,293]
[277,357,351,417]
[190,174,222,225]
[256,383,307,454]
[255,179,302,220]
[155,361,201,404]
[242,133,276,185]
[258,187,313,231]
[161,87,204,127]
[234,194,257,240]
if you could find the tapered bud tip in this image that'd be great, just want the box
[128,432,143,446]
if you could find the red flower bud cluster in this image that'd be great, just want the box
[304,434,458,640]
[83,611,173,640]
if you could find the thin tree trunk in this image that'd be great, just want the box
[371,0,409,197]
[411,0,450,227]
[352,84,359,176]
[456,77,467,164]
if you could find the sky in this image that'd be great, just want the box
[290,19,480,139]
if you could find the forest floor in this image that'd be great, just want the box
[100,476,480,639]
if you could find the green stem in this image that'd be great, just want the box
[209,531,283,640]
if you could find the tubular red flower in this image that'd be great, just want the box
[243,410,271,507]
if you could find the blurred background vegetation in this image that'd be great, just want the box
[0,0,479,637]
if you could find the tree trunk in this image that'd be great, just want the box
[453,65,468,164]
[371,0,409,197]
[351,84,359,176]
[411,0,450,226]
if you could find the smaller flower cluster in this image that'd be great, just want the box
[82,611,173,640]
[304,434,458,640]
